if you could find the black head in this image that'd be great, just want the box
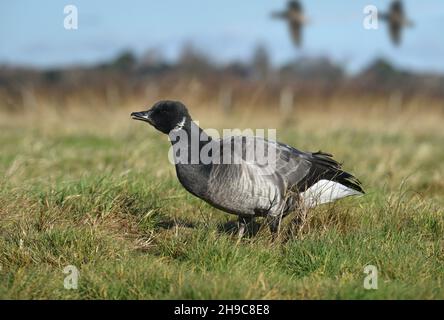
[391,0,403,14]
[288,0,302,11]
[131,100,191,134]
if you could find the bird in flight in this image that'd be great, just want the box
[131,101,364,237]
[272,0,308,48]
[380,0,414,46]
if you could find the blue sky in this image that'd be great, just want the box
[1,0,443,73]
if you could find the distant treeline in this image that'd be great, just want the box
[1,45,443,111]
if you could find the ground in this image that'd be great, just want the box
[0,103,443,299]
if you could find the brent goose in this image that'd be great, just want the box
[381,0,413,46]
[131,100,364,236]
[272,0,307,48]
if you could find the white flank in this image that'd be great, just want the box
[300,179,362,208]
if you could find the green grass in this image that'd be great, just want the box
[0,108,443,299]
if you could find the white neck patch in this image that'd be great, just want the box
[170,116,186,133]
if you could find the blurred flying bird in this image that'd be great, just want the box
[131,101,364,237]
[272,0,307,48]
[381,0,414,46]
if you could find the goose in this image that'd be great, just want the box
[131,100,364,237]
[271,0,308,48]
[381,0,413,46]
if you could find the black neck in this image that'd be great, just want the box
[169,119,214,165]
[169,119,214,197]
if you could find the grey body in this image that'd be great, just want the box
[131,100,364,236]
[204,137,306,218]
[175,134,362,221]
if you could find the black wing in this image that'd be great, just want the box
[295,151,364,194]
[391,0,404,15]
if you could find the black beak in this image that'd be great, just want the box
[131,110,153,124]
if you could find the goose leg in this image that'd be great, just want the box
[237,216,253,238]
[268,213,283,236]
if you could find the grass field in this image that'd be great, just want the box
[1,102,444,299]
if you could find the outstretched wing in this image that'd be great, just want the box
[271,11,288,20]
